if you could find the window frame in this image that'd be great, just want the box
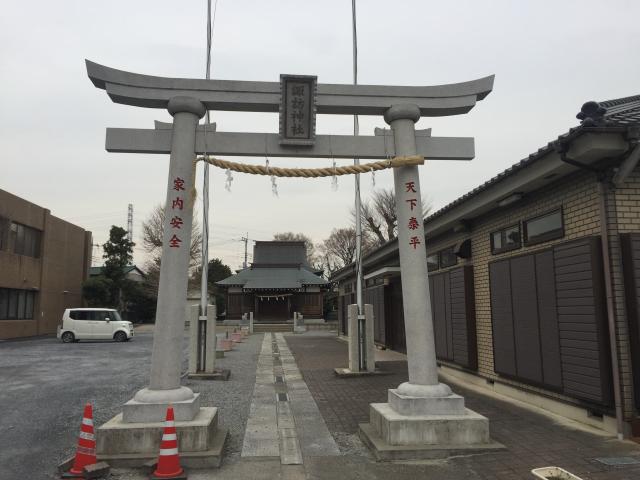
[439,246,458,269]
[427,253,439,272]
[10,222,42,258]
[523,208,564,246]
[490,223,522,255]
[0,288,36,320]
[0,216,8,251]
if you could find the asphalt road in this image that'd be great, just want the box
[0,329,263,480]
[0,332,157,478]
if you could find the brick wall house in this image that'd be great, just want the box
[332,95,640,436]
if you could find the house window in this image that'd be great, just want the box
[439,247,458,268]
[10,222,42,258]
[427,254,439,272]
[0,288,36,320]
[0,216,8,250]
[523,209,563,246]
[491,224,521,254]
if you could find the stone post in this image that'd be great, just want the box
[343,304,375,373]
[188,304,200,374]
[347,304,360,372]
[386,104,451,398]
[249,311,254,334]
[205,304,217,372]
[128,96,205,421]
[364,304,376,373]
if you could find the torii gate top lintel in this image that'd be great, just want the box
[86,60,494,117]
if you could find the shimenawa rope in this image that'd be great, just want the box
[194,154,424,178]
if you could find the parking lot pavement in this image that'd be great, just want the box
[0,330,262,479]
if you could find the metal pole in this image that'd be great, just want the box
[352,0,365,371]
[598,181,625,439]
[243,233,248,269]
[199,0,214,319]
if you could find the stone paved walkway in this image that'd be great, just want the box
[285,333,640,480]
[242,333,339,463]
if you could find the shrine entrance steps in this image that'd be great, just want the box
[253,323,294,334]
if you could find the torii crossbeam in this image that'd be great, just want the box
[87,59,496,460]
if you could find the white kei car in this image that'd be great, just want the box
[57,308,134,343]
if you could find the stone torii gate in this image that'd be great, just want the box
[87,60,498,462]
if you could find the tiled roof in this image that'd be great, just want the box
[253,241,308,266]
[217,266,328,290]
[424,94,640,224]
[89,265,143,276]
[600,95,640,126]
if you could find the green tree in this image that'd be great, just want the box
[102,225,135,308]
[122,280,157,323]
[207,258,232,313]
[82,276,113,307]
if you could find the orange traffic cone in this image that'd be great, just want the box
[63,403,96,478]
[152,406,186,479]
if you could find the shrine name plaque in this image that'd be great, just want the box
[279,74,317,146]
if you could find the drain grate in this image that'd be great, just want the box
[275,375,284,383]
[595,456,640,466]
[277,392,289,402]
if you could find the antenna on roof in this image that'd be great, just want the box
[127,203,133,242]
[241,233,249,268]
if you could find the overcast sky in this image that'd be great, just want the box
[2,0,639,270]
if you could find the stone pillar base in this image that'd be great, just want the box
[388,389,466,416]
[123,392,201,423]
[333,367,390,377]
[359,402,504,461]
[97,407,227,468]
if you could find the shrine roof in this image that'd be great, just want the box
[253,241,308,266]
[217,266,328,290]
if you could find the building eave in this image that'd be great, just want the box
[330,128,633,283]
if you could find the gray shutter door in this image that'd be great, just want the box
[489,236,612,406]
[511,255,544,384]
[621,233,640,410]
[554,238,612,406]
[490,260,517,376]
[535,250,563,389]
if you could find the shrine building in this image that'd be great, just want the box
[217,241,329,322]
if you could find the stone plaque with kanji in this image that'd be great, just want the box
[279,74,317,146]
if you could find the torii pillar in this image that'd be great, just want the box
[128,96,205,419]
[95,97,228,468]
[358,104,503,459]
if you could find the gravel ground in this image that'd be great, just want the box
[0,329,262,479]
[184,333,262,459]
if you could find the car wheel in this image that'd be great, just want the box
[61,332,75,343]
[114,331,127,342]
